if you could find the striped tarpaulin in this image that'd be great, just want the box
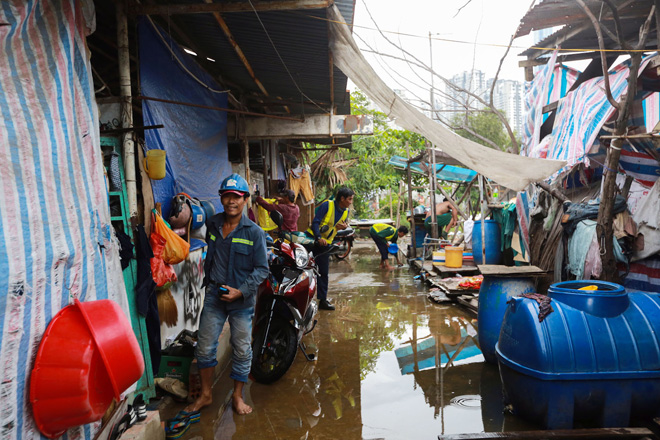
[642,92,659,132]
[620,257,660,293]
[521,53,580,157]
[0,1,128,439]
[544,57,655,181]
[619,148,660,188]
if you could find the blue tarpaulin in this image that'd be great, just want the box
[388,155,477,182]
[139,18,231,217]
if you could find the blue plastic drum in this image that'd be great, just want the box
[472,220,502,265]
[477,275,536,364]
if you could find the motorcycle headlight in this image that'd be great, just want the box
[294,246,309,268]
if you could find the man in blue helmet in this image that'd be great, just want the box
[185,173,268,417]
[305,186,354,310]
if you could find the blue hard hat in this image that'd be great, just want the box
[219,173,249,196]
[388,243,399,254]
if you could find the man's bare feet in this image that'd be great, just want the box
[232,393,252,415]
[184,394,212,413]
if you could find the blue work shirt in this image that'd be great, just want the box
[310,201,349,239]
[203,213,269,310]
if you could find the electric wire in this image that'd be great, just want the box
[288,9,655,54]
[247,0,328,114]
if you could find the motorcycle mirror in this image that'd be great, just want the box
[320,225,329,233]
[270,209,284,228]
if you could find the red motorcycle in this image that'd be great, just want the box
[251,211,335,384]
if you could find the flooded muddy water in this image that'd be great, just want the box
[171,243,538,439]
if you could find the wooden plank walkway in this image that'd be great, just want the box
[477,264,545,276]
[411,259,480,313]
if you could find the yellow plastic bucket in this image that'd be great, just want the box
[445,246,463,268]
[143,149,166,180]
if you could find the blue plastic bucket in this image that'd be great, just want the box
[477,275,536,363]
[472,220,502,265]
[388,243,399,254]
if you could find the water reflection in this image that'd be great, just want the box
[210,250,534,440]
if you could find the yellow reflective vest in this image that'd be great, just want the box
[370,223,396,241]
[306,200,348,243]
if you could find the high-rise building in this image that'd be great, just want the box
[488,78,524,136]
[444,70,488,118]
[439,69,523,137]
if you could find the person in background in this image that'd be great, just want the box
[305,186,354,310]
[255,189,300,232]
[424,200,458,239]
[184,173,268,417]
[369,223,408,270]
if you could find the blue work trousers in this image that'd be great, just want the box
[195,284,254,383]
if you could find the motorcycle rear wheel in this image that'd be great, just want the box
[333,240,352,261]
[251,318,298,384]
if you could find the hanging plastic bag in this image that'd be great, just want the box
[256,198,278,232]
[153,211,190,264]
[150,230,177,287]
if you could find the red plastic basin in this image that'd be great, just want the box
[75,299,145,399]
[30,299,145,438]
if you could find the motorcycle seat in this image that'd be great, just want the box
[335,227,354,238]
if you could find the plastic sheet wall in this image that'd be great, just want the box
[0,1,129,438]
[139,19,231,218]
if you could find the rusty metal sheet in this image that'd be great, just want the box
[517,0,657,61]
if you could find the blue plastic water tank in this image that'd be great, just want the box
[477,276,536,364]
[496,281,660,429]
[472,220,501,265]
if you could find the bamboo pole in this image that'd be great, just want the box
[406,143,417,258]
[429,143,438,239]
[117,2,137,221]
[389,187,393,221]
[478,175,486,265]
[396,180,402,228]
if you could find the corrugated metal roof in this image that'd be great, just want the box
[516,0,657,59]
[154,0,355,116]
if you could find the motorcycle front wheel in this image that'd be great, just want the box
[333,240,352,261]
[251,318,298,384]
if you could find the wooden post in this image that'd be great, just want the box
[389,187,393,221]
[429,145,438,239]
[117,2,137,222]
[396,180,403,228]
[242,139,252,210]
[406,142,417,258]
[262,141,269,197]
[478,175,486,265]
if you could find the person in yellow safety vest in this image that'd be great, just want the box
[305,187,354,310]
[369,223,408,270]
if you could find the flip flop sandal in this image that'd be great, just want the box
[165,417,192,440]
[166,410,200,430]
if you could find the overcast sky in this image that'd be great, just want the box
[349,0,537,101]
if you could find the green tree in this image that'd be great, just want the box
[308,90,427,219]
[451,111,514,152]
